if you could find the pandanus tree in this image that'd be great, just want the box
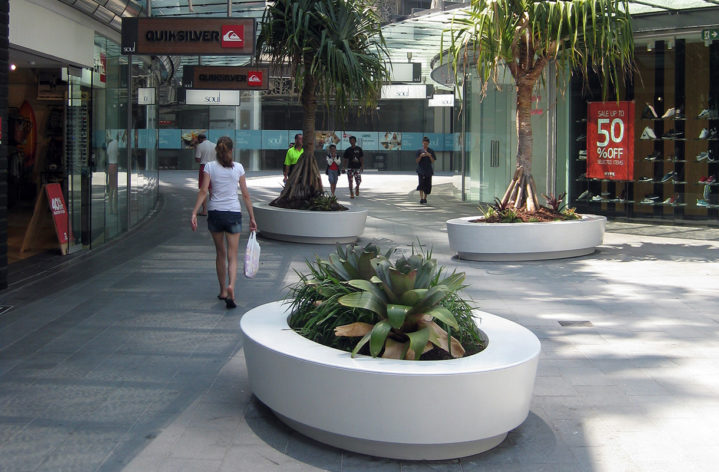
[256,0,390,208]
[446,0,635,211]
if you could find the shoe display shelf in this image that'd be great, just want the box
[691,103,719,216]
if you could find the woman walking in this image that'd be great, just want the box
[191,136,257,308]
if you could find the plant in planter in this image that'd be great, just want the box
[444,0,635,214]
[288,243,486,360]
[256,0,389,210]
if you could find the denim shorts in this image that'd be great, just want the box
[207,210,242,234]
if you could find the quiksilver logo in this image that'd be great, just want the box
[223,30,242,42]
[248,73,262,85]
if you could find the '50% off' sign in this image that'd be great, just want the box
[586,101,635,181]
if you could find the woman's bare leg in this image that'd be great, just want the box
[225,232,241,302]
[211,231,228,298]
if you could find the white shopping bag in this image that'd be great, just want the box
[244,231,260,278]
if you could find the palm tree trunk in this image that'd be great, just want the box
[271,75,324,208]
[515,79,533,175]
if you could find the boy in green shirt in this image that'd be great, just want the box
[283,134,304,183]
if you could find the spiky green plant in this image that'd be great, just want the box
[287,244,485,360]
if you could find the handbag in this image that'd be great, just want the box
[244,231,260,278]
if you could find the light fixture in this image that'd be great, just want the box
[647,41,654,52]
[407,52,413,62]
[667,39,674,50]
[10,64,16,71]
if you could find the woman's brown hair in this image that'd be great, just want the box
[215,136,234,168]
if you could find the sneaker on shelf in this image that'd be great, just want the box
[642,103,659,119]
[674,110,685,119]
[700,176,708,183]
[660,171,677,183]
[640,195,659,204]
[577,190,592,201]
[576,134,586,142]
[616,188,628,201]
[638,176,653,182]
[707,150,719,163]
[576,173,587,181]
[640,127,657,140]
[707,175,717,184]
[697,151,709,161]
[698,108,711,119]
[697,198,711,207]
[661,107,676,119]
[644,152,661,161]
[661,196,673,204]
[662,129,684,139]
[590,195,603,202]
[704,185,712,200]
[699,128,709,139]
[709,128,719,139]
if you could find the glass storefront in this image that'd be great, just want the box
[572,34,719,224]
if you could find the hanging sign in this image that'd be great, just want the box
[182,66,269,90]
[121,18,255,55]
[586,101,635,181]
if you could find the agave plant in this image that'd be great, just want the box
[336,252,469,360]
[288,244,484,361]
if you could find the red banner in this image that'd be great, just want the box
[45,183,70,246]
[586,101,635,181]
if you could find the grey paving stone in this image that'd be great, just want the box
[3,172,719,472]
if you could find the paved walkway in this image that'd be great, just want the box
[1,171,718,472]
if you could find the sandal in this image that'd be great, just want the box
[225,298,237,309]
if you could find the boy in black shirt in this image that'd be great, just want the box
[342,136,364,198]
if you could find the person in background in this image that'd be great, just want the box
[106,132,119,213]
[342,136,363,198]
[191,136,257,309]
[194,133,216,216]
[415,136,436,204]
[325,144,341,196]
[283,134,303,183]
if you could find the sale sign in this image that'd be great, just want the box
[586,101,635,181]
[45,183,70,246]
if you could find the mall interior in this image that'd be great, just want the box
[1,0,719,290]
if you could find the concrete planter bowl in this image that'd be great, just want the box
[446,214,607,261]
[252,202,368,244]
[240,301,541,460]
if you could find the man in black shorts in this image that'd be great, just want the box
[342,136,364,198]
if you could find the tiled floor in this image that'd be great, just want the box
[1,171,718,471]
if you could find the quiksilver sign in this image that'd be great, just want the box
[121,18,255,55]
[182,66,269,90]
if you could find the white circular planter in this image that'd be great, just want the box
[447,214,606,261]
[253,202,367,244]
[240,301,540,460]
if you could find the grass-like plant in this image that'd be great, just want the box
[287,243,485,360]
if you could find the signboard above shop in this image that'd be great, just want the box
[121,18,255,55]
[381,84,433,100]
[181,89,241,106]
[182,66,269,90]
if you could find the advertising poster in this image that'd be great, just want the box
[181,129,206,148]
[262,130,289,150]
[208,129,234,144]
[355,132,379,151]
[159,129,180,149]
[316,131,342,150]
[586,101,635,180]
[379,131,402,150]
[402,133,423,151]
[45,183,70,246]
[236,130,262,150]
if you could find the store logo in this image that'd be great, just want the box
[247,71,263,86]
[221,25,244,47]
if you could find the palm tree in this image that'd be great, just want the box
[446,0,635,211]
[256,0,390,208]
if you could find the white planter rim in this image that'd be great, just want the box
[241,302,539,377]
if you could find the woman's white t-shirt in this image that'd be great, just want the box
[203,161,245,212]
